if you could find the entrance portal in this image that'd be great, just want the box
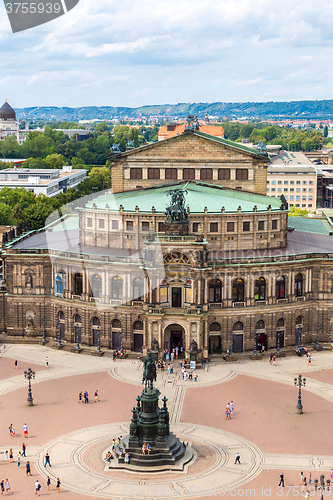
[172,287,182,307]
[163,323,186,355]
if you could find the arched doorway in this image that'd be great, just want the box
[255,320,267,350]
[112,319,122,350]
[58,311,65,340]
[91,317,100,347]
[74,314,82,344]
[295,316,303,346]
[133,320,143,352]
[209,322,221,354]
[233,321,244,353]
[276,318,285,348]
[163,323,186,354]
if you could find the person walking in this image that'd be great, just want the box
[0,479,4,495]
[26,461,31,476]
[56,478,61,493]
[279,473,284,487]
[23,423,28,438]
[35,480,41,496]
[235,452,241,464]
[9,449,13,463]
[308,353,311,366]
[45,357,49,367]
[44,452,51,467]
[17,452,21,467]
[4,452,8,464]
[84,391,89,403]
[94,390,99,402]
[230,401,234,413]
[4,480,9,494]
[14,360,17,369]
[46,476,51,491]
[22,443,26,457]
[78,391,82,403]
[8,424,13,437]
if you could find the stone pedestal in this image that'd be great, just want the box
[165,222,189,236]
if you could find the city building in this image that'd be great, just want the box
[0,166,87,197]
[267,151,317,210]
[0,101,27,145]
[0,127,332,361]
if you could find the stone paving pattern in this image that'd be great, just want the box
[0,345,332,498]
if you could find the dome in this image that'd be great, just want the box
[0,101,16,120]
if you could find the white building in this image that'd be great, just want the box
[0,166,87,197]
[267,151,317,210]
[0,101,27,145]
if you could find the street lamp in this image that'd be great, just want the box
[24,368,35,406]
[40,316,47,343]
[314,322,322,350]
[250,330,258,357]
[226,331,234,358]
[97,328,102,353]
[294,374,306,414]
[275,329,281,355]
[56,320,61,347]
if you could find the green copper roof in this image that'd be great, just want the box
[85,182,282,214]
[288,217,333,235]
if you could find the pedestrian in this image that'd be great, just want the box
[46,357,49,367]
[78,391,82,403]
[112,351,116,362]
[225,407,229,420]
[9,449,13,463]
[124,452,130,464]
[17,452,21,467]
[273,355,277,366]
[35,480,41,496]
[111,439,115,451]
[170,362,173,374]
[194,372,198,382]
[23,423,28,438]
[26,461,31,476]
[56,478,61,493]
[279,473,284,487]
[0,479,4,495]
[300,471,304,485]
[14,360,17,369]
[4,480,9,494]
[230,401,234,413]
[44,452,51,467]
[84,390,89,403]
[8,424,13,437]
[309,471,312,485]
[22,443,26,457]
[11,426,15,437]
[308,354,311,366]
[4,452,8,464]
[94,390,99,402]
[269,353,273,364]
[235,452,241,464]
[47,476,51,491]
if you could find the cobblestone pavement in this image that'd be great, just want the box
[0,345,332,498]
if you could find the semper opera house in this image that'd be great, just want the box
[1,125,333,361]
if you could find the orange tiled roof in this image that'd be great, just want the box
[158,123,224,140]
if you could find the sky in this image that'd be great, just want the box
[1,0,333,108]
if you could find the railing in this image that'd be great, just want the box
[296,296,306,301]
[276,298,288,304]
[208,303,223,309]
[255,300,268,306]
[232,302,245,308]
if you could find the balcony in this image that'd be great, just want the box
[296,296,306,302]
[208,303,223,309]
[255,300,268,306]
[232,301,245,308]
[276,298,288,304]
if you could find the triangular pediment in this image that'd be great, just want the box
[113,131,266,162]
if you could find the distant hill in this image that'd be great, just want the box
[15,100,333,121]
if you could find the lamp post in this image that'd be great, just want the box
[275,329,281,355]
[97,328,102,353]
[226,331,233,358]
[40,316,47,343]
[314,322,322,350]
[56,320,61,347]
[251,330,258,357]
[294,374,306,414]
[24,367,35,406]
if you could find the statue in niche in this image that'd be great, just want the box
[26,316,34,328]
[151,338,159,352]
[190,339,198,353]
[26,274,33,288]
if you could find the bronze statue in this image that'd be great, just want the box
[151,338,159,351]
[165,188,189,224]
[185,114,200,131]
[142,351,157,389]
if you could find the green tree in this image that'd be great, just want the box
[240,123,254,139]
[324,125,328,138]
[0,202,13,224]
[45,153,66,169]
[288,206,309,217]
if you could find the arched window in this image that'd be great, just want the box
[254,277,266,301]
[296,316,303,326]
[295,274,303,297]
[91,274,102,298]
[74,273,83,295]
[74,314,81,324]
[276,318,285,328]
[255,320,265,330]
[55,275,63,295]
[133,320,143,330]
[209,279,222,303]
[133,277,144,301]
[209,322,221,332]
[112,277,123,300]
[276,276,285,299]
[58,311,65,321]
[112,319,121,329]
[233,321,243,331]
[232,279,244,302]
[92,316,100,326]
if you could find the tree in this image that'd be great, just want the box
[324,125,328,138]
[0,202,13,225]
[288,206,309,217]
[45,153,66,169]
[240,123,254,139]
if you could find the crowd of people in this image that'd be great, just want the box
[224,401,235,420]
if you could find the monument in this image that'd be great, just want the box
[165,188,189,236]
[113,352,192,470]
